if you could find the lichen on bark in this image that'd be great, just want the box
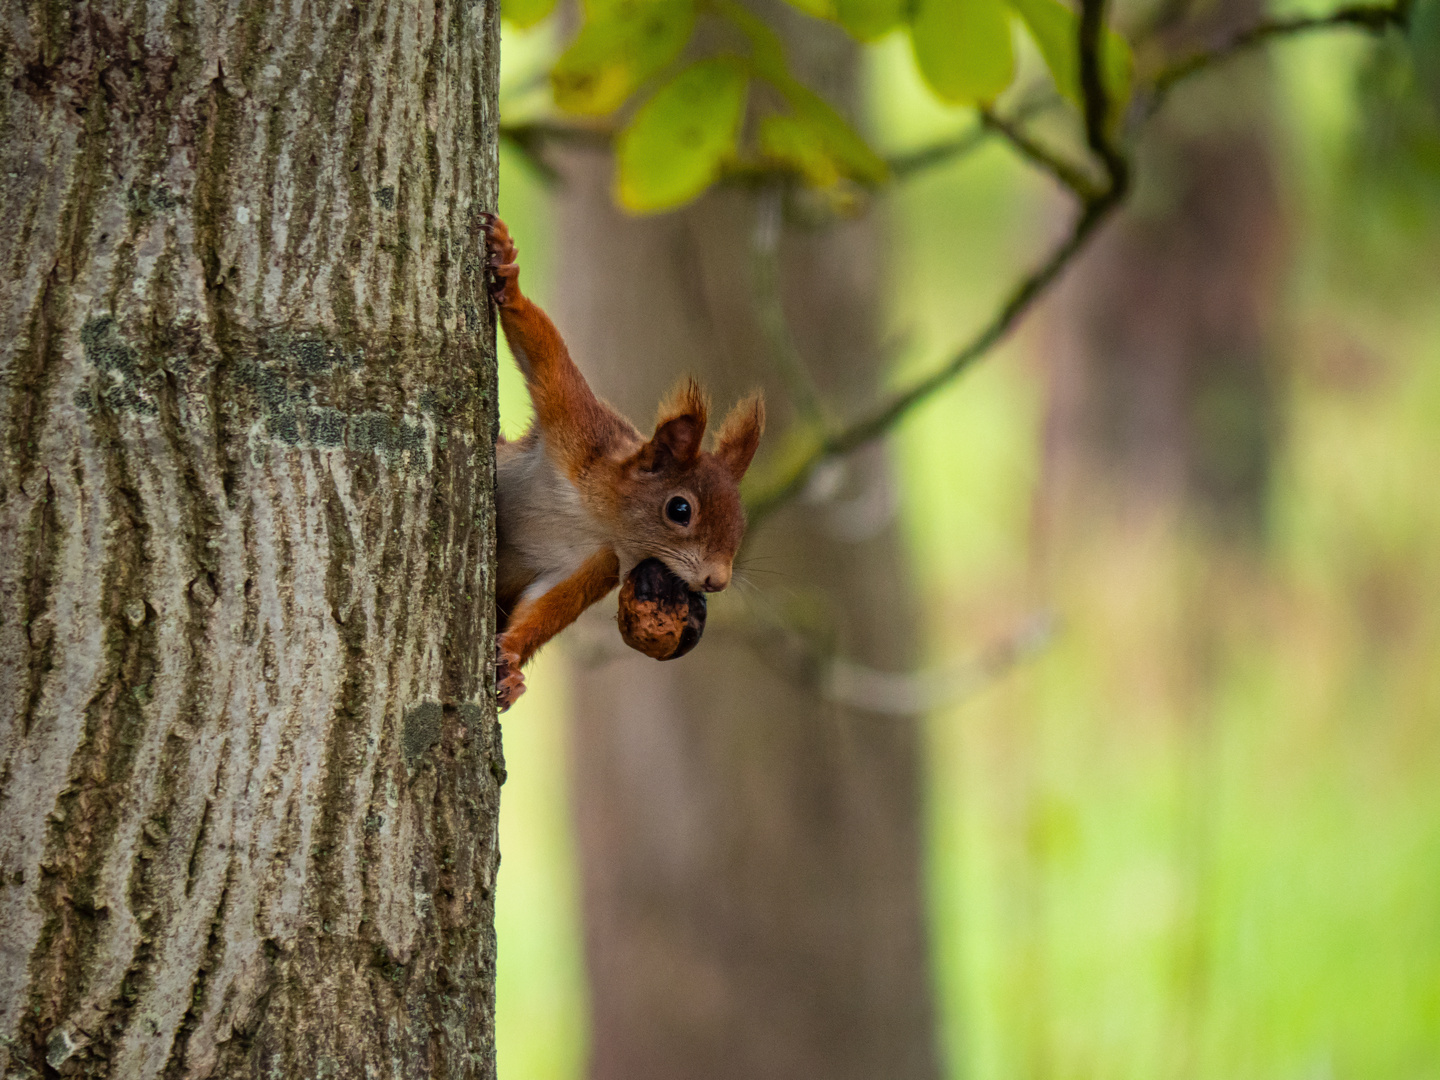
[0,1,503,1077]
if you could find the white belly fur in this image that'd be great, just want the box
[496,436,608,603]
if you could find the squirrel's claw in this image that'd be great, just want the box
[496,645,526,712]
[480,213,520,303]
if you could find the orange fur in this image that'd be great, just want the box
[496,548,620,710]
[482,214,764,711]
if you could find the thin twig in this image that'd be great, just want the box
[886,93,1065,182]
[978,107,1104,200]
[1079,0,1130,192]
[749,186,829,428]
[509,2,1406,531]
[822,611,1057,715]
[745,189,1124,524]
[729,598,1057,714]
[746,0,1136,525]
[1146,2,1410,116]
[1139,0,1202,42]
[887,124,992,180]
[748,1,1411,525]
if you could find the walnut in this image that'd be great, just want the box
[616,558,706,661]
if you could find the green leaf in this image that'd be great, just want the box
[781,0,837,18]
[551,0,695,116]
[713,0,795,85]
[910,0,1016,104]
[758,115,844,187]
[503,0,557,29]
[834,0,908,41]
[713,0,888,184]
[776,0,902,41]
[779,82,890,185]
[616,59,749,212]
[1008,0,1133,113]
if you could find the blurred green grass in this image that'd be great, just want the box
[494,23,1440,1080]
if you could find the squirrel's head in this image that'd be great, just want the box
[610,380,764,593]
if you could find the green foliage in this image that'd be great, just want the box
[502,0,558,31]
[759,114,844,187]
[1008,0,1132,113]
[550,0,695,115]
[506,0,1133,212]
[615,58,749,212]
[757,90,890,189]
[782,0,836,18]
[834,0,909,42]
[716,0,890,185]
[781,82,890,185]
[815,0,1134,111]
[910,0,1016,104]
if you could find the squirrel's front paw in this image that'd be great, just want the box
[495,645,526,712]
[478,212,520,304]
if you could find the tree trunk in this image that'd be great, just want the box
[550,16,941,1079]
[1041,8,1284,529]
[0,3,502,1077]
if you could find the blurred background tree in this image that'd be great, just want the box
[490,0,1439,1078]
[551,23,940,1080]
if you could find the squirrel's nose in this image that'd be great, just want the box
[700,570,729,592]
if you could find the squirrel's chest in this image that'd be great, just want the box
[496,437,608,598]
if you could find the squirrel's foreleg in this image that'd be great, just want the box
[481,214,628,472]
[495,548,621,711]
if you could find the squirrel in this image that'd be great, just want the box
[481,214,765,711]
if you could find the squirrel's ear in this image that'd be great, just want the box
[714,392,765,481]
[636,379,708,472]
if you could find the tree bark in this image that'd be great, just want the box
[550,14,941,1079]
[0,2,502,1077]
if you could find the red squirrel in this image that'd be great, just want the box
[482,214,765,711]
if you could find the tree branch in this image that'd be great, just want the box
[1146,2,1410,115]
[503,95,1072,192]
[886,94,1065,182]
[978,106,1104,200]
[745,189,1124,524]
[1079,0,1130,193]
[745,0,1407,526]
[737,605,1056,715]
[509,1,1408,532]
[887,123,992,180]
[821,611,1056,715]
[745,0,1135,525]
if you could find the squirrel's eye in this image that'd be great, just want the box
[665,496,692,527]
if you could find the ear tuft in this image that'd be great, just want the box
[714,392,765,481]
[657,378,709,433]
[636,378,709,472]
